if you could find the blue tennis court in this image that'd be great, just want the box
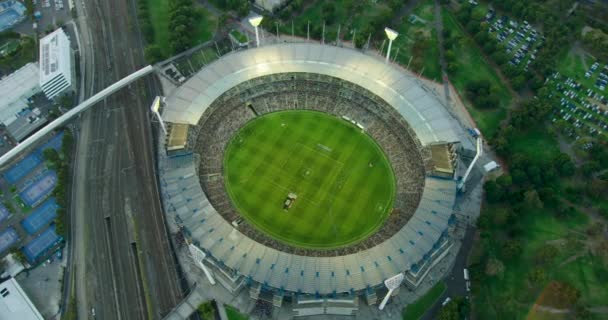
[37,131,64,154]
[3,153,42,184]
[19,171,57,207]
[0,227,19,253]
[21,198,58,235]
[0,204,9,223]
[23,226,62,263]
[2,132,64,184]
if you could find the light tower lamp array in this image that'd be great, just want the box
[249,15,264,47]
[384,27,399,63]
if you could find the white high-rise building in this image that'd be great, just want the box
[39,28,72,99]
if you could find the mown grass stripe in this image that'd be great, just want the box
[224,110,396,249]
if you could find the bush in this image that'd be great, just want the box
[465,80,499,109]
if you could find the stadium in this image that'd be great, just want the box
[157,42,471,316]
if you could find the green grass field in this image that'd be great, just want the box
[402,281,446,320]
[224,111,395,249]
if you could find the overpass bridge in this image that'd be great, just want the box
[0,65,155,167]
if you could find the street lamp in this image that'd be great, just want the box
[249,15,264,47]
[150,96,167,135]
[384,27,398,63]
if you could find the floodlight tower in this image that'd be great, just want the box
[249,15,264,47]
[150,96,167,135]
[379,273,404,310]
[384,27,399,63]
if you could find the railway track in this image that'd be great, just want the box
[69,0,183,317]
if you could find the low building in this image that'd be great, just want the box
[0,63,41,127]
[0,0,26,32]
[0,277,43,320]
[39,28,73,100]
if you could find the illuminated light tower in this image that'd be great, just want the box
[150,96,167,135]
[379,273,404,310]
[249,15,264,47]
[384,27,399,63]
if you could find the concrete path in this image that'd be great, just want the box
[216,301,229,320]
[434,0,451,104]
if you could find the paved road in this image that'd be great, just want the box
[434,0,452,104]
[68,0,183,318]
[422,226,476,320]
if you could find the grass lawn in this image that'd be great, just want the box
[402,281,446,320]
[225,305,248,320]
[146,0,216,57]
[507,128,561,164]
[391,0,441,81]
[224,111,395,249]
[442,8,512,138]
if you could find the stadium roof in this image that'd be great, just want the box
[160,153,457,294]
[0,63,41,125]
[160,43,464,294]
[163,43,462,146]
[0,277,43,320]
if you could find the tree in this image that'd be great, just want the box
[24,0,35,19]
[217,13,230,31]
[534,244,558,265]
[10,248,26,264]
[321,3,336,25]
[197,301,215,319]
[528,267,547,287]
[587,222,605,237]
[484,180,504,203]
[502,239,522,259]
[438,300,459,320]
[438,296,469,320]
[144,45,164,63]
[548,281,581,307]
[235,1,249,18]
[465,80,498,109]
[553,153,575,177]
[574,303,592,320]
[523,189,543,209]
[43,148,60,165]
[485,257,505,277]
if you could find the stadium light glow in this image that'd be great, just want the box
[384,27,399,63]
[249,16,264,47]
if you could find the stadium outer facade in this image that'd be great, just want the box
[158,43,468,315]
